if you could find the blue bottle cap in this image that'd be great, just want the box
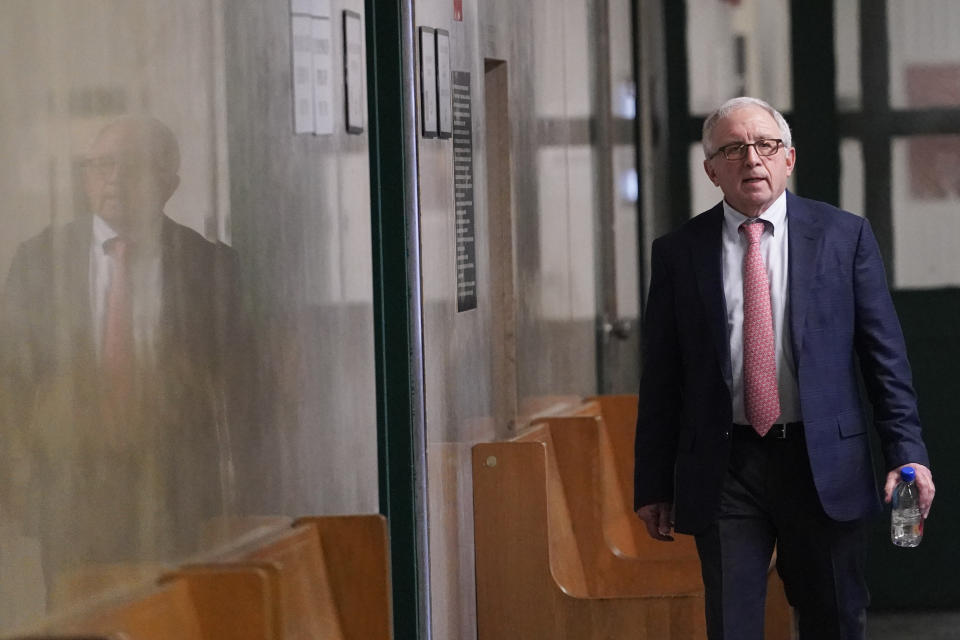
[900,466,916,482]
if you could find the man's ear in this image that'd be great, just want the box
[784,146,797,177]
[703,159,720,186]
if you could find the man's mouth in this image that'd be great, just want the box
[743,177,766,184]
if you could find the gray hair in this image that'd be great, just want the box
[701,97,792,159]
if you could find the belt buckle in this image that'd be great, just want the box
[772,424,788,439]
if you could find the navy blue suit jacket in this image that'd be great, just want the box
[634,191,929,535]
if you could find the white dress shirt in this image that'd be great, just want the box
[89,214,162,362]
[721,191,802,424]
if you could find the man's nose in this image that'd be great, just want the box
[743,144,762,164]
[99,160,121,183]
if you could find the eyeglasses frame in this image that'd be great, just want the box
[709,138,785,161]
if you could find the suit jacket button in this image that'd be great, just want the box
[722,430,730,439]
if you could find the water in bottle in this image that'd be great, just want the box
[891,466,923,547]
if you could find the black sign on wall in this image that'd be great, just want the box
[452,70,477,312]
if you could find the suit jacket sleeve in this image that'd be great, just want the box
[852,219,929,469]
[634,236,682,510]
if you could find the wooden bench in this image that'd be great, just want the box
[583,394,793,639]
[473,417,706,639]
[228,515,392,640]
[20,514,391,640]
[24,564,279,640]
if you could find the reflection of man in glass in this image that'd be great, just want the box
[1,116,244,603]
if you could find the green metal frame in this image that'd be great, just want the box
[364,1,423,638]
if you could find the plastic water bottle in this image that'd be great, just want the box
[891,466,923,547]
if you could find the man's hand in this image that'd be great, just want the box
[636,502,675,541]
[884,463,935,519]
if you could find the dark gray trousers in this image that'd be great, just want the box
[694,429,870,640]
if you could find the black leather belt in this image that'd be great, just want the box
[733,422,804,441]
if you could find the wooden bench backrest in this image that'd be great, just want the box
[475,416,708,639]
[296,515,392,640]
[28,515,391,640]
[232,521,344,640]
[582,395,699,562]
[68,578,207,640]
[232,515,392,640]
[473,436,567,638]
[514,416,649,597]
[512,422,590,596]
[46,564,278,640]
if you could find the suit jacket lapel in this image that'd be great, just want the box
[692,203,733,387]
[159,215,184,349]
[787,191,824,359]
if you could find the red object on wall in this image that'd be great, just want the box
[906,64,960,199]
[454,0,462,21]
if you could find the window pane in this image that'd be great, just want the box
[892,135,960,287]
[889,0,960,109]
[613,145,639,318]
[690,142,716,216]
[839,138,864,216]
[687,0,792,115]
[834,0,861,110]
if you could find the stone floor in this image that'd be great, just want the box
[866,610,960,639]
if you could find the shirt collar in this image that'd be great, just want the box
[91,212,164,252]
[721,190,788,237]
[92,214,119,252]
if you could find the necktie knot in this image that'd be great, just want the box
[104,236,133,263]
[740,220,765,245]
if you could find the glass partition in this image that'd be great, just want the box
[0,0,378,631]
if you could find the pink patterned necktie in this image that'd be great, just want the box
[740,221,780,436]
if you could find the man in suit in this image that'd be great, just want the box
[633,97,934,639]
[0,116,246,600]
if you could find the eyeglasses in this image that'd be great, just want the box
[710,138,784,161]
[81,155,153,179]
[80,156,119,179]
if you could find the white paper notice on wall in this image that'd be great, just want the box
[291,15,315,134]
[419,27,437,138]
[343,10,364,134]
[292,0,329,18]
[435,29,452,138]
[312,17,334,135]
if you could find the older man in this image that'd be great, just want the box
[633,97,934,639]
[1,116,246,599]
